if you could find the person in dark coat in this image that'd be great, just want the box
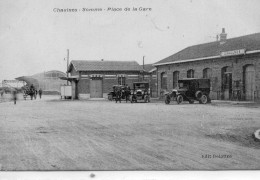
[39,88,42,99]
[12,90,17,105]
[30,84,35,100]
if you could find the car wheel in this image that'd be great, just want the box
[165,95,170,104]
[176,95,183,104]
[200,94,208,104]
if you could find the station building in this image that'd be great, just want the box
[154,29,260,101]
[66,60,146,99]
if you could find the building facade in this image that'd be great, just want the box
[67,60,148,99]
[154,29,260,101]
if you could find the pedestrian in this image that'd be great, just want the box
[12,90,17,105]
[30,84,35,100]
[34,89,37,99]
[39,88,42,99]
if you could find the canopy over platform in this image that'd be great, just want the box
[15,76,39,89]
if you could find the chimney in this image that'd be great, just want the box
[220,28,227,42]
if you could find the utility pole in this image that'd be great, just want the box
[143,56,145,81]
[67,49,69,85]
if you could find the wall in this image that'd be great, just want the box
[156,53,260,100]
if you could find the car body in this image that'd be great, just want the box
[130,82,150,103]
[165,78,211,104]
[107,85,131,101]
[107,85,125,101]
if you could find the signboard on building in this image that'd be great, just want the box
[221,49,246,57]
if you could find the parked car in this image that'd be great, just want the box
[130,82,150,103]
[108,85,130,102]
[165,78,211,104]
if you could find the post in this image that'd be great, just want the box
[67,49,69,85]
[143,56,145,81]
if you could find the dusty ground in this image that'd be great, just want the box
[0,95,260,170]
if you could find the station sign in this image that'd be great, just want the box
[221,49,246,57]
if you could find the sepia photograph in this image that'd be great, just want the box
[0,0,260,178]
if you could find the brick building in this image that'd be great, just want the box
[67,60,146,99]
[154,29,260,101]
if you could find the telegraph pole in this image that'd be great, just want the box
[143,56,145,81]
[67,49,69,85]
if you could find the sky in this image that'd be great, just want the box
[0,0,260,81]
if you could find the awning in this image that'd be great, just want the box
[59,76,79,81]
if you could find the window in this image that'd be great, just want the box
[118,77,126,85]
[161,72,167,90]
[203,68,212,79]
[187,69,194,78]
[173,71,180,88]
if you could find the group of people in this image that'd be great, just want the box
[114,84,131,103]
[12,84,43,105]
[26,84,43,100]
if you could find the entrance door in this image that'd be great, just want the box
[245,65,255,100]
[221,66,232,100]
[90,79,103,98]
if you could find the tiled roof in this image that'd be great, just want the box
[142,64,156,72]
[155,32,260,65]
[68,60,142,72]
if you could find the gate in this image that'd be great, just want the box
[90,78,103,98]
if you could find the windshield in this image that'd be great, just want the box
[134,83,148,89]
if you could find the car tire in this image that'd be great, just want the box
[165,95,170,104]
[195,91,203,99]
[200,94,208,104]
[176,95,183,104]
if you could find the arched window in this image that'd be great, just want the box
[173,71,180,88]
[203,68,212,79]
[161,72,167,90]
[187,69,194,78]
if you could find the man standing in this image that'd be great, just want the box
[39,88,42,99]
[12,90,17,105]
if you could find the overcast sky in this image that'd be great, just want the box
[0,0,260,81]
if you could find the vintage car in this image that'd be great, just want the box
[108,85,124,101]
[130,82,150,103]
[165,78,211,104]
[107,85,130,101]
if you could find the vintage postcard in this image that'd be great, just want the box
[0,0,260,177]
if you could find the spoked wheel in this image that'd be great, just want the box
[200,94,208,104]
[176,95,183,104]
[165,95,170,104]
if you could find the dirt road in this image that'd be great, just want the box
[0,96,260,170]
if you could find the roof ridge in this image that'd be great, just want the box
[71,60,137,62]
[186,32,260,48]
